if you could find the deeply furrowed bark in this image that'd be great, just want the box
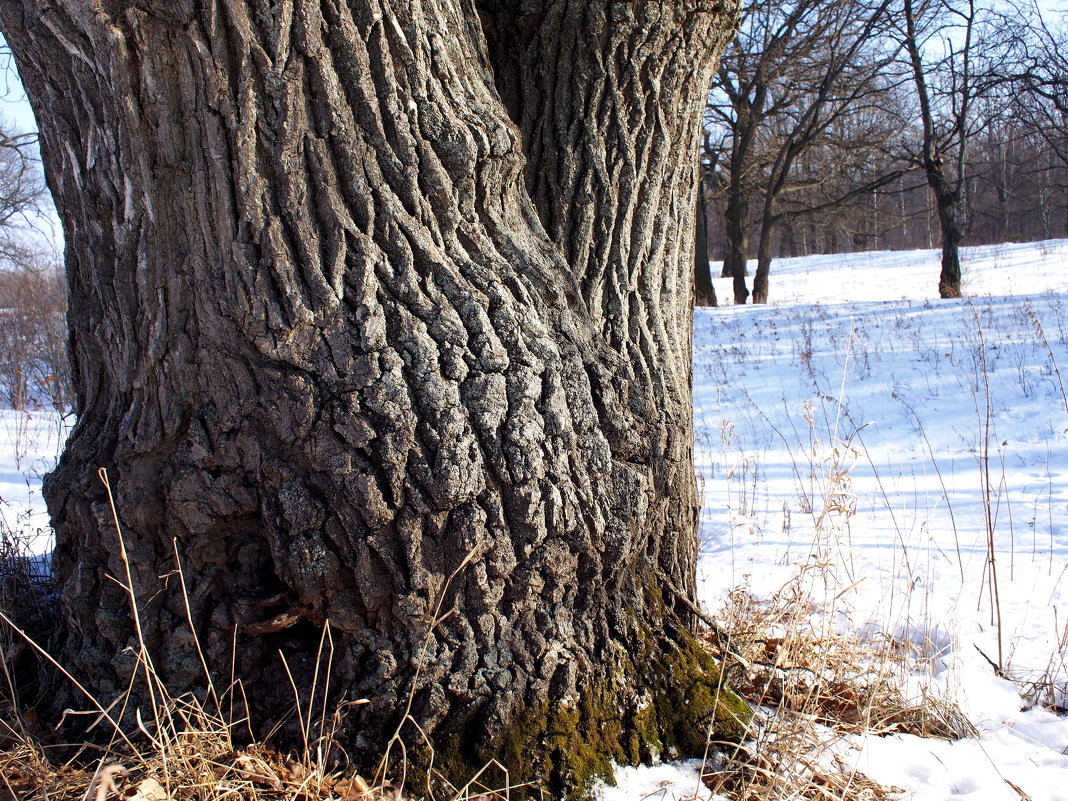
[1,0,743,794]
[475,0,735,605]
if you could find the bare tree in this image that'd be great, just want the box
[899,0,1014,297]
[0,252,70,410]
[0,112,69,410]
[0,119,45,265]
[987,7,1068,242]
[706,0,815,304]
[0,1,746,795]
[771,96,922,255]
[1009,9,1068,185]
[965,93,1067,244]
[707,0,909,304]
[749,43,909,303]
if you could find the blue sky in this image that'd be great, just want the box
[0,43,37,136]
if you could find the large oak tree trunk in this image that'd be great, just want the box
[1,0,743,794]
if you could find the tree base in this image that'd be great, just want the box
[938,282,962,299]
[420,630,750,800]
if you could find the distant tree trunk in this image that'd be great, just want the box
[1,0,745,795]
[927,188,936,249]
[719,100,751,304]
[1040,155,1054,238]
[695,181,717,307]
[783,220,799,257]
[915,132,966,301]
[933,178,966,298]
[903,0,973,299]
[751,212,777,305]
[899,179,908,247]
[723,189,750,303]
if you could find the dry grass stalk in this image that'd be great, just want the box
[699,571,977,801]
[699,402,977,799]
[710,584,974,741]
[704,719,902,801]
[0,474,515,801]
[0,731,396,801]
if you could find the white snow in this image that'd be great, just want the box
[0,406,69,556]
[685,240,1068,801]
[596,760,715,801]
[4,240,1068,800]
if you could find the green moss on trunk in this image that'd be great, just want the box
[422,628,750,800]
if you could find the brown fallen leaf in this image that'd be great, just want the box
[332,774,371,799]
[123,777,170,801]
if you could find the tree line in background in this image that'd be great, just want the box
[699,0,1068,304]
[0,113,69,410]
[2,0,1066,332]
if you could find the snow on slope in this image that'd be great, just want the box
[4,240,1068,800]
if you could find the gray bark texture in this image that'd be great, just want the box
[0,0,742,794]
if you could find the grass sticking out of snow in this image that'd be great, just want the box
[691,239,1068,801]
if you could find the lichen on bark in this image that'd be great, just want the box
[425,626,750,800]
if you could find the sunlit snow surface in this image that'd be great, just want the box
[0,406,69,555]
[688,241,1068,801]
[594,760,715,801]
[4,241,1068,799]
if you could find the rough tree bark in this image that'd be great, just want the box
[1,0,744,795]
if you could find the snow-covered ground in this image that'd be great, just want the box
[684,240,1068,800]
[4,240,1068,799]
[0,406,69,556]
